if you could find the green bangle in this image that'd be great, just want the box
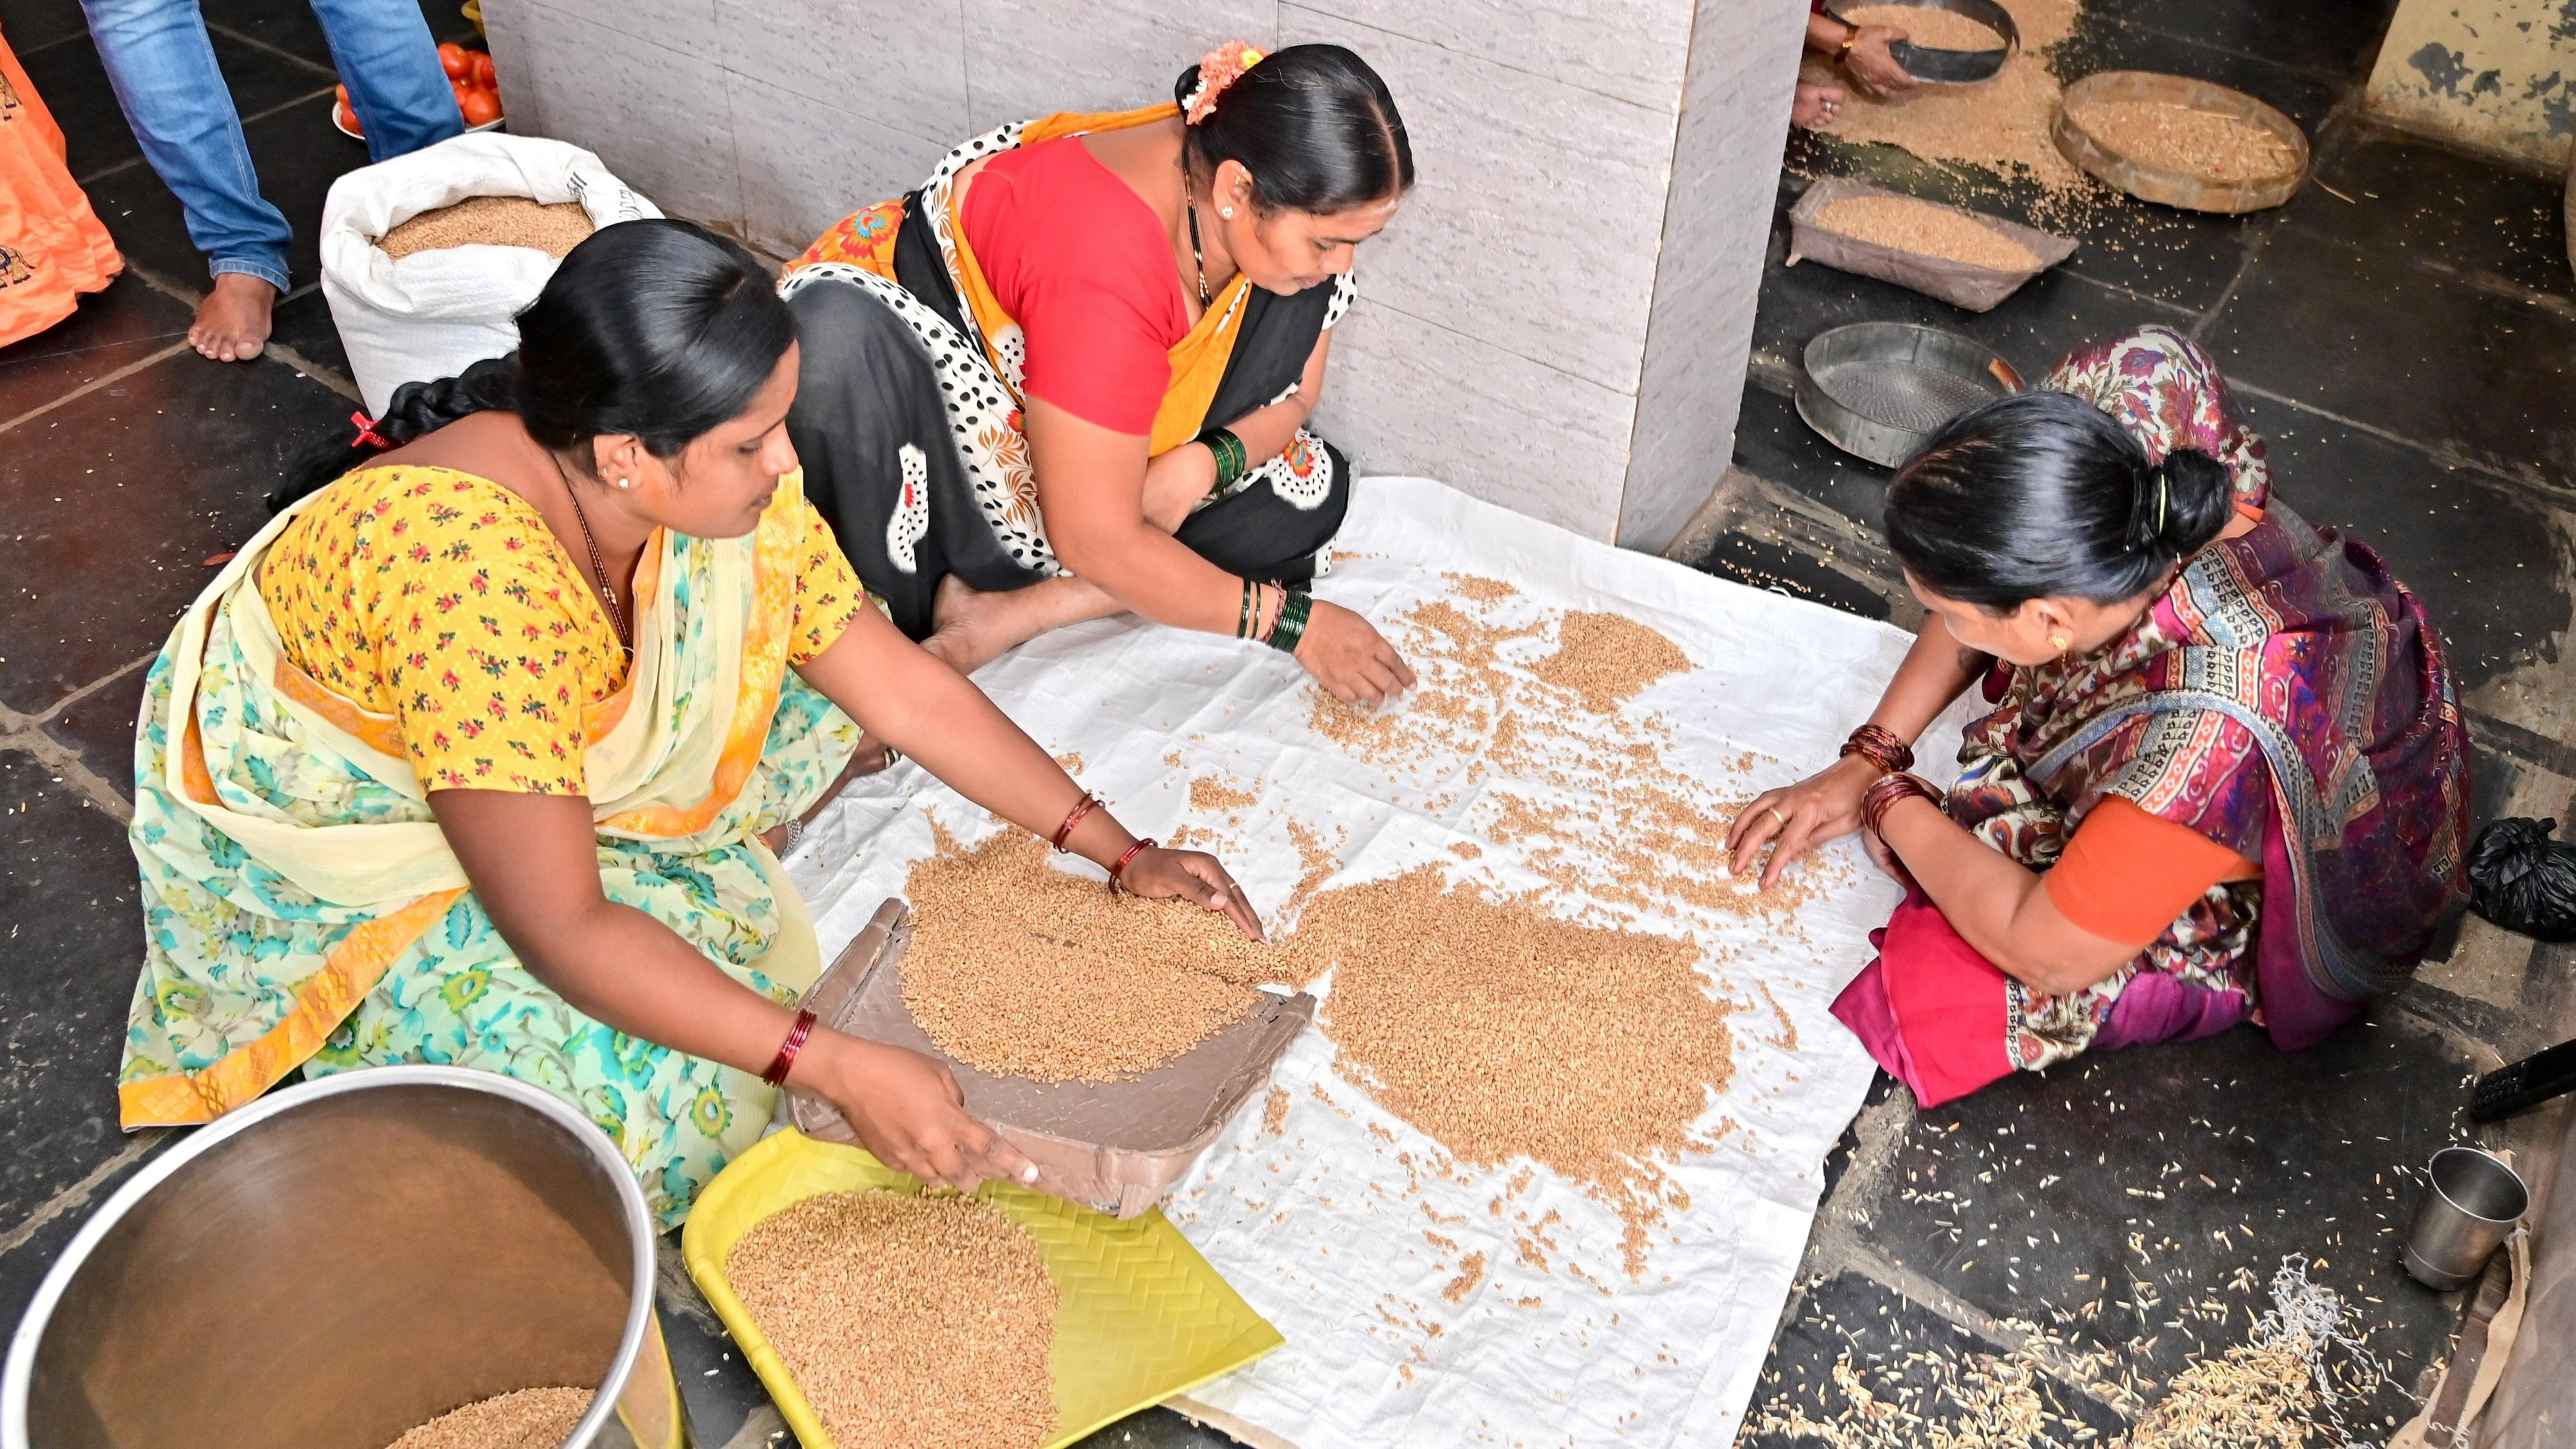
[1265,589,1311,654]
[1198,427,1249,494]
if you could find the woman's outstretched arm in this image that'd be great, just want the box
[1724,613,1989,887]
[431,788,1037,1191]
[793,602,1265,938]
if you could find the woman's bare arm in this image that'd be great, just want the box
[1869,795,2141,994]
[1725,614,1989,885]
[794,604,1263,937]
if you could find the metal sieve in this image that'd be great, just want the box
[1794,321,2025,469]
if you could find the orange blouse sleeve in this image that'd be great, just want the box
[2044,796,2260,948]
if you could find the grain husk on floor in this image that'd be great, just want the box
[380,1387,593,1449]
[726,1189,1057,1449]
[379,196,596,260]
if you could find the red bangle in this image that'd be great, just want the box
[1107,837,1155,895]
[761,1007,818,1086]
[1051,792,1102,852]
[1839,723,1915,775]
[1861,773,1939,836]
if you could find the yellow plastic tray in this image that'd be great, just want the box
[681,1129,1282,1449]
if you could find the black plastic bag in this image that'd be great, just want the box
[2468,817,2576,942]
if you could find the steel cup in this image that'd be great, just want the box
[2400,1146,2529,1291]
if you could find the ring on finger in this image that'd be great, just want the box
[1767,806,1789,827]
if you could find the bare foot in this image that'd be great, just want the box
[922,573,1009,676]
[759,741,900,853]
[1792,81,1845,130]
[189,274,276,362]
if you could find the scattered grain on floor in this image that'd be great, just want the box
[2064,97,2298,183]
[1262,1085,1291,1137]
[727,1190,1056,1449]
[899,826,1273,1082]
[1278,867,1735,1277]
[1442,1250,1488,1305]
[1842,3,2006,49]
[1802,0,2087,204]
[1815,194,2041,270]
[381,1388,593,1449]
[378,196,594,260]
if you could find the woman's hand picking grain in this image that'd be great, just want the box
[1726,754,1880,889]
[1298,599,1417,704]
[1121,846,1266,941]
[794,1032,1036,1191]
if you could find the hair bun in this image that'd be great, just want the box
[2149,447,2234,556]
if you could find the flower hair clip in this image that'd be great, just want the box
[349,410,396,451]
[1184,40,1265,124]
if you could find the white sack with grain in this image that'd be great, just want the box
[790,478,1976,1448]
[320,132,659,415]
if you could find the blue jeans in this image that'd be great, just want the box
[79,0,464,291]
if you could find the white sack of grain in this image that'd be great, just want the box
[320,132,659,415]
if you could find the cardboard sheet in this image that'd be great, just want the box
[789,478,1970,1448]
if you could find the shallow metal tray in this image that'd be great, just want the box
[1835,0,2020,86]
[1794,321,2024,469]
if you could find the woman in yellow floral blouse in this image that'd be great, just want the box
[121,220,1261,1223]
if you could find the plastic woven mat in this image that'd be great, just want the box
[680,1128,1284,1449]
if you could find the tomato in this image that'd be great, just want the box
[334,82,349,108]
[470,51,496,90]
[438,42,470,80]
[450,78,474,114]
[335,101,363,137]
[460,88,501,126]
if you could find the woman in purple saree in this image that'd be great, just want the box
[1726,326,2471,1106]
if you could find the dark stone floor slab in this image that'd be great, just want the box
[268,283,355,381]
[1858,1010,2473,1436]
[2239,392,2573,692]
[0,274,192,425]
[1737,1269,2134,1447]
[2283,124,2576,304]
[0,1132,173,1336]
[85,93,357,293]
[0,0,94,55]
[2209,228,2576,492]
[2073,0,2400,83]
[0,349,346,712]
[202,0,484,68]
[40,663,151,800]
[1690,526,1894,622]
[20,18,331,186]
[1730,374,1896,535]
[0,751,142,1234]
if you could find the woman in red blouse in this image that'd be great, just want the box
[780,43,1417,712]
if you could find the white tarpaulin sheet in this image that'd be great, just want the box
[789,477,1967,1448]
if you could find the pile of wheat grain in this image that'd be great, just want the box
[727,1190,1056,1449]
[1817,194,2041,270]
[898,826,1274,1082]
[1842,3,2008,49]
[379,196,593,260]
[1278,866,1735,1277]
[380,1388,592,1449]
[2064,98,2296,183]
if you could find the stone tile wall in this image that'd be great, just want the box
[482,0,1801,546]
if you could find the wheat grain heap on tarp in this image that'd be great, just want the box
[789,478,1974,1448]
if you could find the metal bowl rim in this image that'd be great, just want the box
[1,1064,658,1449]
[2425,1144,2530,1224]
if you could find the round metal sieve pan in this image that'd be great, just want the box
[1832,0,2019,85]
[1794,321,2025,469]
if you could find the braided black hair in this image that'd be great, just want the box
[1885,389,2235,610]
[272,218,795,511]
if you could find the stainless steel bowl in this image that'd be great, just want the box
[4,1066,692,1449]
[1796,322,2025,469]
